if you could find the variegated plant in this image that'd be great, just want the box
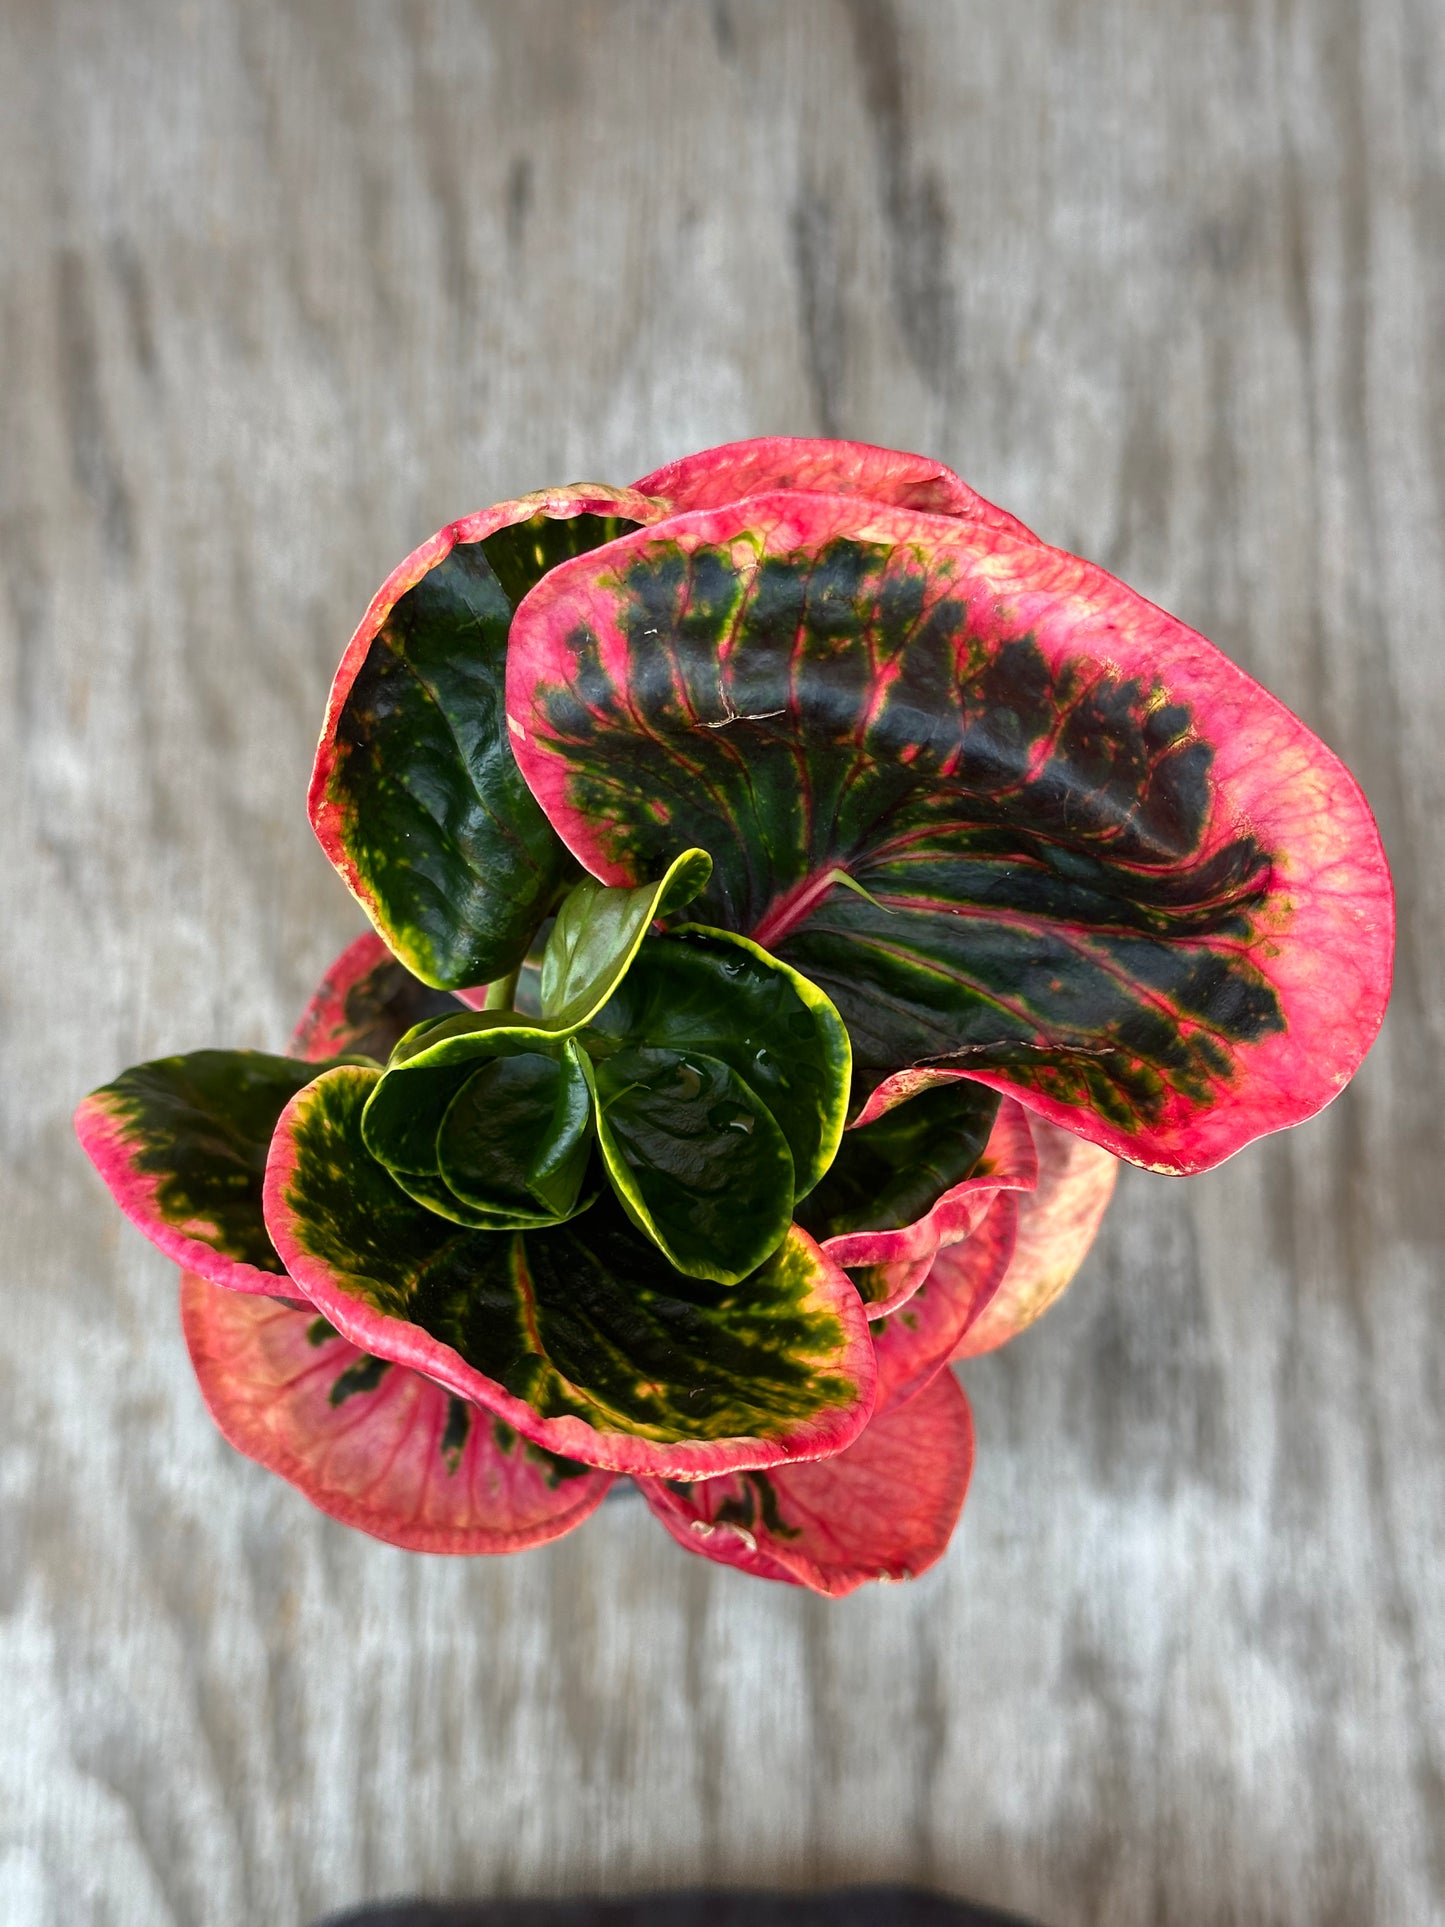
[76,438,1394,1595]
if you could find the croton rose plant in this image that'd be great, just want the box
[76,438,1394,1595]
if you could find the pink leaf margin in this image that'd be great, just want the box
[307,484,665,938]
[634,434,1036,539]
[74,1089,292,1299]
[870,1193,1020,1412]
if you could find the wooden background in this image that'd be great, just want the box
[2,2,1440,1923]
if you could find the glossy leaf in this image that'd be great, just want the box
[817,1094,1037,1318]
[796,1079,1001,1241]
[953,1116,1118,1359]
[539,848,711,1025]
[289,931,466,1065]
[634,434,1037,537]
[309,485,662,990]
[361,1031,596,1230]
[181,1272,612,1552]
[585,924,851,1200]
[589,1044,795,1283]
[76,1051,354,1296]
[364,873,849,1281]
[637,1365,974,1596]
[438,1044,594,1220]
[264,1065,877,1479]
[507,492,1393,1175]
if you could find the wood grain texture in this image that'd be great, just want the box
[1,2,1439,1922]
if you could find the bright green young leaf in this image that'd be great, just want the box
[538,847,712,1026]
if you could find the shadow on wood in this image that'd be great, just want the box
[315,1892,1046,1927]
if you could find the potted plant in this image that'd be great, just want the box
[76,437,1393,1595]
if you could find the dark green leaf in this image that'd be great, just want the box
[585,925,850,1200]
[310,504,646,989]
[794,1081,1001,1241]
[438,1042,593,1219]
[590,1045,795,1284]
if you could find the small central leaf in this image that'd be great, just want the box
[539,847,712,1026]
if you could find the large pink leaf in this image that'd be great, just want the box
[263,1065,877,1481]
[822,1095,1037,1318]
[637,1365,974,1596]
[953,1117,1118,1359]
[507,489,1393,1176]
[182,1272,611,1553]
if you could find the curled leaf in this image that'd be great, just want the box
[637,1365,974,1596]
[870,1195,1019,1412]
[953,1115,1118,1359]
[817,1094,1037,1318]
[309,486,663,989]
[634,434,1036,537]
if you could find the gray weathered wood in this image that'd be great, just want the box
[1,2,1440,1922]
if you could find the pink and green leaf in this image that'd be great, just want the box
[637,1364,974,1596]
[953,1116,1118,1359]
[263,1065,877,1479]
[289,931,466,1064]
[75,1051,355,1296]
[309,485,664,990]
[181,1272,612,1553]
[507,492,1393,1175]
[810,1092,1037,1318]
[633,434,1036,538]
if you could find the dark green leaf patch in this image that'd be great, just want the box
[795,1081,1000,1242]
[314,510,643,990]
[329,1355,392,1405]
